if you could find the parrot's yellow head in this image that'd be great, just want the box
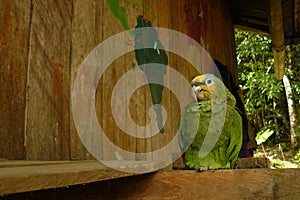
[191,74,224,102]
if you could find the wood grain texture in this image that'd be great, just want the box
[0,0,31,160]
[2,168,300,199]
[112,169,300,200]
[98,0,127,160]
[0,0,243,162]
[70,0,99,160]
[149,0,174,170]
[25,0,72,160]
[269,0,285,80]
[125,0,140,160]
[0,160,156,196]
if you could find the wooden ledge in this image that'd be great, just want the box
[2,161,300,199]
[108,168,300,199]
[0,160,157,196]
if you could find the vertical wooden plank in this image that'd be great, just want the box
[130,0,149,161]
[141,0,155,162]
[110,44,128,160]
[0,0,31,159]
[25,0,72,160]
[169,0,191,169]
[94,0,105,161]
[136,0,154,161]
[111,0,131,161]
[133,0,165,160]
[100,0,126,160]
[147,0,174,170]
[124,0,137,160]
[100,0,114,160]
[70,0,98,160]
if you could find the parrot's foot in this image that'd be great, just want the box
[197,166,208,172]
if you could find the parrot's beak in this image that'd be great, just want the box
[192,84,210,101]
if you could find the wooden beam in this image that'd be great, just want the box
[269,0,285,80]
[4,169,300,199]
[110,169,300,199]
[234,24,270,37]
[0,160,157,196]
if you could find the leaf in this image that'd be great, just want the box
[255,129,274,145]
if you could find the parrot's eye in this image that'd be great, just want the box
[205,78,213,86]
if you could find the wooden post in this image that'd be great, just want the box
[269,0,285,80]
[295,0,300,34]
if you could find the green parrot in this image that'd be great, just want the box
[178,74,242,170]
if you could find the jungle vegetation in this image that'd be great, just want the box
[235,30,300,167]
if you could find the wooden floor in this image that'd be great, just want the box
[1,160,300,199]
[0,160,156,196]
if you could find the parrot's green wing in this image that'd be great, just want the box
[226,106,243,168]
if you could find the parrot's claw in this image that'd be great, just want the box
[197,166,208,172]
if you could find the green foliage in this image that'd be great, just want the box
[270,159,286,168]
[235,30,300,145]
[255,128,274,145]
[293,150,300,167]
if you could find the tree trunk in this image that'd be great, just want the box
[273,99,280,141]
[282,74,297,148]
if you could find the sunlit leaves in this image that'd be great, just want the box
[256,128,275,145]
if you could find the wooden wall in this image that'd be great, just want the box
[0,0,237,161]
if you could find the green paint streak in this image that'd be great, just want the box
[107,1,156,35]
[106,0,133,37]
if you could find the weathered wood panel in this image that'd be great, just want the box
[97,0,128,160]
[70,0,100,160]
[0,0,31,160]
[0,0,241,162]
[178,0,238,78]
[169,0,191,168]
[125,0,140,161]
[149,0,174,170]
[25,0,72,160]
